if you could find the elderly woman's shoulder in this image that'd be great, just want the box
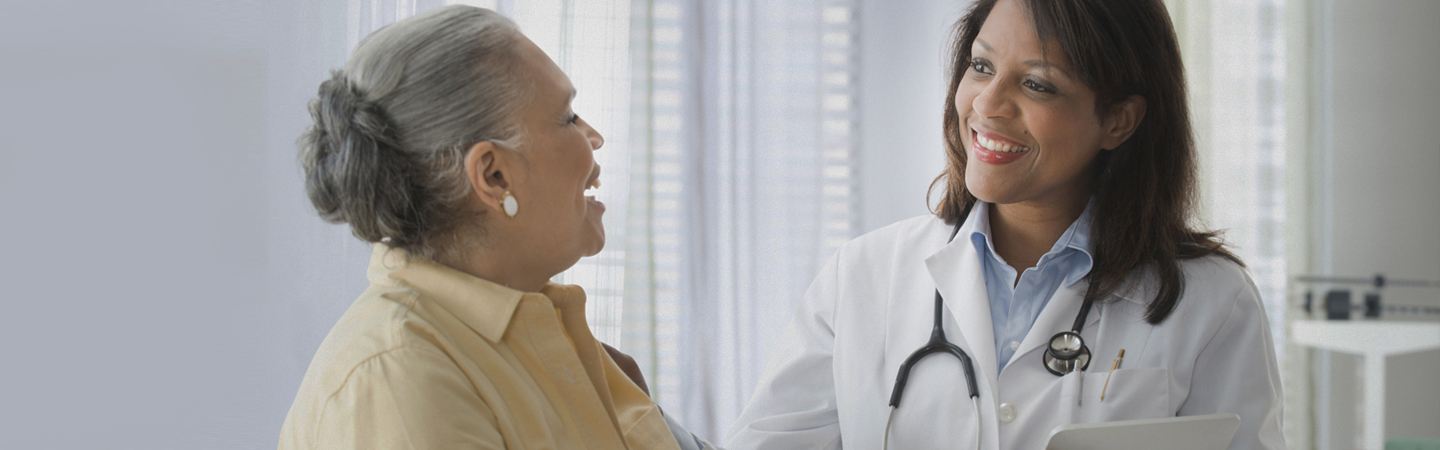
[280,285,477,449]
[298,285,451,386]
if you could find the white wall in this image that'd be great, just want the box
[1312,0,1440,446]
[0,1,358,448]
[856,0,965,233]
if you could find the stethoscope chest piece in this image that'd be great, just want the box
[1042,330,1091,376]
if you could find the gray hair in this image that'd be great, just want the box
[299,5,529,259]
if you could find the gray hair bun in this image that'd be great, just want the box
[295,5,527,259]
[299,71,423,249]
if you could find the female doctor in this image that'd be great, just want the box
[724,0,1285,449]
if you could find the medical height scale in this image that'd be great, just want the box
[1291,274,1440,450]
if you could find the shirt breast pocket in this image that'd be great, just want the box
[1078,367,1170,423]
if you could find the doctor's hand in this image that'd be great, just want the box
[602,342,650,397]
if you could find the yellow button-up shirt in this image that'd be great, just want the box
[279,244,680,450]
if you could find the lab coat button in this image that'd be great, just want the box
[998,402,1016,423]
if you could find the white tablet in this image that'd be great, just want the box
[1045,413,1241,450]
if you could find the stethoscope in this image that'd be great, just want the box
[881,202,1095,450]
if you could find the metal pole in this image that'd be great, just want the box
[1363,353,1385,450]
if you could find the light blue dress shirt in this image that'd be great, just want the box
[967,200,1095,374]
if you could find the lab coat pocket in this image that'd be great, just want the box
[1078,367,1169,423]
[1053,371,1083,425]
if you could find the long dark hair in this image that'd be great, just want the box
[932,0,1240,324]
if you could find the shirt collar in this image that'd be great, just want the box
[967,198,1096,286]
[365,243,583,342]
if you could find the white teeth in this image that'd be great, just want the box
[584,179,601,198]
[977,134,1030,153]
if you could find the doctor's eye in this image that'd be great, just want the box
[1023,78,1057,94]
[969,59,994,76]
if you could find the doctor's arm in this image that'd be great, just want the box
[725,253,844,450]
[601,343,718,450]
[1176,275,1286,450]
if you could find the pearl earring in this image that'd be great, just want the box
[502,191,519,218]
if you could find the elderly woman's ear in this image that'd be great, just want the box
[464,140,516,214]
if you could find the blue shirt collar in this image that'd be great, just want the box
[967,198,1096,286]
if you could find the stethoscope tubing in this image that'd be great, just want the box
[882,202,1095,449]
[886,289,981,408]
[881,397,980,450]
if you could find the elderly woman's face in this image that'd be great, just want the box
[508,35,607,264]
[955,0,1110,208]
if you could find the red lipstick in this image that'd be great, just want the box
[970,129,1030,165]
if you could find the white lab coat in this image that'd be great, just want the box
[726,215,1285,450]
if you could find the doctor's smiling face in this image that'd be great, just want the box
[955,0,1143,210]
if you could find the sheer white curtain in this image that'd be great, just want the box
[1168,0,1293,445]
[1175,0,1289,354]
[623,0,862,440]
[1166,0,1288,361]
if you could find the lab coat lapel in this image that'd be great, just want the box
[1011,280,1103,370]
[924,234,999,387]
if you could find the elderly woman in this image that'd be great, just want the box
[278,6,703,450]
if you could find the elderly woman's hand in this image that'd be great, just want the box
[602,342,649,397]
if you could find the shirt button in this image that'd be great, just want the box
[998,402,1017,423]
[1009,341,1020,351]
